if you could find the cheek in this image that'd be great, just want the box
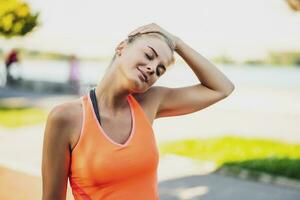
[119,55,138,73]
[148,76,158,86]
[126,56,144,70]
[127,49,142,60]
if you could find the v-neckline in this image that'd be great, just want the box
[87,92,136,148]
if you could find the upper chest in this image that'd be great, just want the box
[69,93,157,149]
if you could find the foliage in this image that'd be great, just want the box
[0,107,47,128]
[159,136,300,179]
[0,0,39,38]
[211,55,235,64]
[266,51,300,66]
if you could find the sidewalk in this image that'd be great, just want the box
[1,123,300,200]
[1,88,300,199]
[0,166,74,200]
[158,172,300,200]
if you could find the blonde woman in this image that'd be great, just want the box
[42,23,235,200]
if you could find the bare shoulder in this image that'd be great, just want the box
[47,98,82,126]
[133,86,167,100]
[45,98,83,150]
[132,86,168,123]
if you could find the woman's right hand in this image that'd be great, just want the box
[128,23,180,51]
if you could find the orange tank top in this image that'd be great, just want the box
[68,92,160,200]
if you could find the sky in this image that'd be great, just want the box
[2,0,300,61]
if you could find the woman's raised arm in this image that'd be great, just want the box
[155,37,235,118]
[129,23,235,118]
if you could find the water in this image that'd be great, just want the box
[1,60,300,115]
[1,60,299,89]
[1,60,299,142]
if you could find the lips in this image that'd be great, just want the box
[137,67,148,83]
[138,72,146,82]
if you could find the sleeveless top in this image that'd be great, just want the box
[68,89,160,200]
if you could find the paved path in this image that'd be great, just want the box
[1,123,300,200]
[1,87,300,199]
[159,173,300,200]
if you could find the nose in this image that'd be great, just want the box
[145,62,157,75]
[145,66,154,75]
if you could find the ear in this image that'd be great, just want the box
[115,40,128,56]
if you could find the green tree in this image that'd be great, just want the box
[0,0,39,38]
[267,51,300,66]
[211,55,235,64]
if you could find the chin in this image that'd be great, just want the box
[132,86,149,94]
[128,74,147,91]
[130,81,150,93]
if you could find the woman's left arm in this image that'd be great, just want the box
[154,38,235,118]
[175,37,235,95]
[129,23,235,118]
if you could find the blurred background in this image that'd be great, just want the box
[0,0,300,199]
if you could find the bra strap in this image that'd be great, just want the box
[90,88,102,125]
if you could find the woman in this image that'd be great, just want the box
[42,23,235,200]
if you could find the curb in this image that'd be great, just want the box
[215,166,300,190]
[160,154,300,190]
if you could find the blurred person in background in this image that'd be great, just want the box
[68,54,81,95]
[5,48,20,86]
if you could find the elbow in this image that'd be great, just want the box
[222,84,235,97]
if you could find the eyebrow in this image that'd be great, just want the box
[147,45,167,71]
[147,45,158,57]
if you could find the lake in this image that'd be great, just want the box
[1,60,300,142]
[1,60,300,89]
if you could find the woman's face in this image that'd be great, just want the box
[116,36,174,93]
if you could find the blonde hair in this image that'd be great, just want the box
[128,31,175,51]
[111,32,175,65]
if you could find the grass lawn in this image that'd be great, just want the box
[0,107,48,128]
[158,136,300,180]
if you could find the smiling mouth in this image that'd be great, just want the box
[137,68,148,83]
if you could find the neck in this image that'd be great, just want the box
[94,63,131,116]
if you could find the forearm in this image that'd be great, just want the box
[175,38,235,95]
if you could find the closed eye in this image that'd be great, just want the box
[157,71,161,76]
[145,53,152,60]
[157,65,165,76]
[144,52,165,76]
